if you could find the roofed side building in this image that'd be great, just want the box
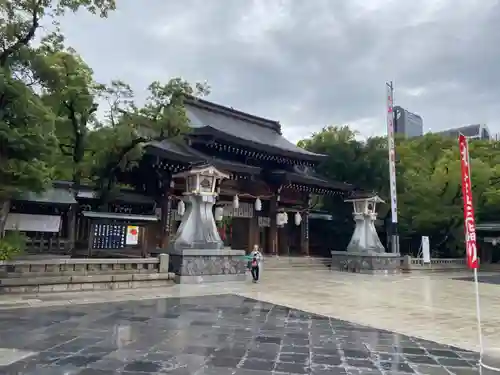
[434,124,491,140]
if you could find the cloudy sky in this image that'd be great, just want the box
[59,0,500,142]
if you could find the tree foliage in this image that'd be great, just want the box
[0,0,115,249]
[1,0,116,194]
[88,78,210,205]
[38,48,99,186]
[1,0,208,203]
[299,126,500,257]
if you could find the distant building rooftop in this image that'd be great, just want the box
[433,124,490,140]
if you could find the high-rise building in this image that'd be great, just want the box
[433,124,491,140]
[394,106,424,138]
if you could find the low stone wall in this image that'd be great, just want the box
[330,251,402,274]
[168,248,247,284]
[401,255,468,272]
[0,255,174,293]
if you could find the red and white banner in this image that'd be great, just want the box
[459,134,479,269]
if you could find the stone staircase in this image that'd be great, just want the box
[263,256,331,271]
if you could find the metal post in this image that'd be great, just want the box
[386,82,400,254]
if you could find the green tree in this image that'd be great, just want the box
[0,71,57,228]
[298,125,389,249]
[0,0,116,237]
[37,48,100,187]
[395,135,463,254]
[88,78,210,206]
[300,126,500,258]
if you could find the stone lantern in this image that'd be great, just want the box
[166,164,247,283]
[330,194,401,274]
[170,164,229,250]
[345,195,385,254]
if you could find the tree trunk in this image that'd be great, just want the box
[0,199,11,238]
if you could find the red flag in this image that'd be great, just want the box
[458,135,479,269]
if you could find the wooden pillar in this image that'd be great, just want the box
[248,214,259,254]
[300,212,310,256]
[300,193,311,256]
[267,195,278,255]
[278,225,289,256]
[67,204,77,256]
[140,225,148,257]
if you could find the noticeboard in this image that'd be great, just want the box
[91,223,141,250]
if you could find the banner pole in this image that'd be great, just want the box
[466,146,483,354]
[473,267,483,351]
[460,133,484,359]
[386,81,400,254]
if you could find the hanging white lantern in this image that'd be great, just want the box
[276,212,283,226]
[254,197,262,211]
[233,194,240,209]
[177,200,185,216]
[295,212,302,226]
[214,207,224,221]
[277,212,288,226]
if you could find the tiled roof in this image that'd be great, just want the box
[184,97,326,161]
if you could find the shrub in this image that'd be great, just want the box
[0,231,27,260]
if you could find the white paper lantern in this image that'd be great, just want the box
[276,212,283,226]
[177,200,185,216]
[233,194,240,209]
[294,212,302,226]
[214,207,224,221]
[283,212,288,224]
[276,212,287,226]
[254,197,262,212]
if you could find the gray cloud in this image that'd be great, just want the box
[58,0,500,142]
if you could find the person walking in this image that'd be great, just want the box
[250,245,263,282]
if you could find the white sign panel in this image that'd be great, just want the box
[126,226,139,245]
[422,236,431,263]
[5,213,61,233]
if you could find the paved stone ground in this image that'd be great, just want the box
[1,269,500,374]
[0,294,480,375]
[454,275,500,285]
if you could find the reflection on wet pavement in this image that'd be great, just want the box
[0,295,479,374]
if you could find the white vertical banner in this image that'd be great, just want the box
[386,83,398,224]
[421,236,431,263]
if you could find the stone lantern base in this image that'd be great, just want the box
[330,251,402,274]
[167,248,248,284]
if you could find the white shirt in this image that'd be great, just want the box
[251,250,263,267]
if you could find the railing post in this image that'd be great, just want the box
[159,253,169,273]
[402,255,411,271]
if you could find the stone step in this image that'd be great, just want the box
[262,257,331,271]
[263,256,330,262]
[265,266,330,271]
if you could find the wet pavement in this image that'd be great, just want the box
[454,274,500,285]
[0,294,480,375]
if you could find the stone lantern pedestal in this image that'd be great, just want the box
[165,165,247,284]
[331,195,402,274]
